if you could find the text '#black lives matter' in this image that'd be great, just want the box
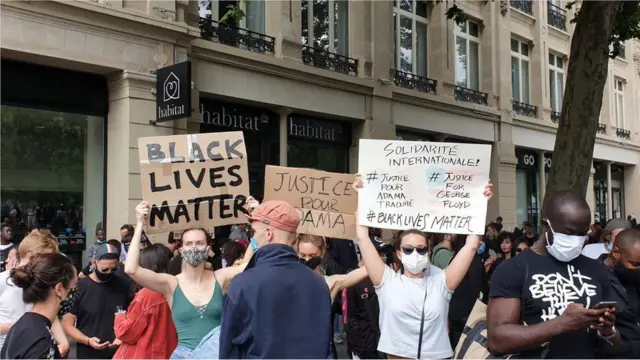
[382,143,481,167]
[365,211,474,233]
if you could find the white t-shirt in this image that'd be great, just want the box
[582,242,609,259]
[0,270,33,348]
[376,266,453,359]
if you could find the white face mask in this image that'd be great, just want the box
[545,220,586,262]
[401,250,430,274]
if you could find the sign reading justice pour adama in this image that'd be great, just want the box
[357,139,491,235]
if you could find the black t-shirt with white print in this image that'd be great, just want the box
[1,312,60,359]
[490,249,614,358]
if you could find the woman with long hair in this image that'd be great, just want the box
[1,253,77,359]
[221,241,247,268]
[488,232,516,279]
[114,244,177,359]
[353,175,493,358]
[125,201,255,359]
[0,230,69,357]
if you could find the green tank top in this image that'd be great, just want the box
[171,278,223,350]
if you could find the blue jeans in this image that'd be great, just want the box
[170,326,221,360]
[333,314,342,336]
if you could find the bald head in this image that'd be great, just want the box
[615,228,640,250]
[542,190,591,236]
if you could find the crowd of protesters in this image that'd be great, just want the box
[0,177,639,359]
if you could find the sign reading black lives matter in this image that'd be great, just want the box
[357,139,491,235]
[138,132,250,234]
[156,61,191,123]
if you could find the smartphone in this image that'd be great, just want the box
[592,301,617,309]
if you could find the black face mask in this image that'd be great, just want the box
[299,256,323,270]
[95,270,113,282]
[614,263,640,285]
[57,287,79,319]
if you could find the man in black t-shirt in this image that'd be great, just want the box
[487,190,618,358]
[62,244,131,359]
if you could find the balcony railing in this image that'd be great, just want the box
[393,70,437,94]
[510,0,533,14]
[512,100,538,118]
[301,46,358,76]
[199,18,275,54]
[597,123,607,134]
[454,86,488,106]
[551,111,561,123]
[547,2,567,30]
[616,128,631,140]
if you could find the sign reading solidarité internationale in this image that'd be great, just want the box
[156,61,192,123]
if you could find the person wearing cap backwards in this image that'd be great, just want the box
[219,200,332,359]
[62,243,132,359]
[582,218,632,259]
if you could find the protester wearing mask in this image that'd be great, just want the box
[296,234,369,358]
[125,201,254,359]
[219,201,333,359]
[597,228,640,358]
[62,244,131,359]
[120,224,134,262]
[582,218,632,260]
[87,227,107,264]
[353,175,493,359]
[0,230,68,356]
[488,191,619,358]
[1,253,77,359]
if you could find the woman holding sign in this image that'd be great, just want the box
[124,200,256,359]
[352,175,493,359]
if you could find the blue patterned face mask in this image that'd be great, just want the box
[477,241,486,255]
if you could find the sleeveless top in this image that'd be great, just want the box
[171,277,223,350]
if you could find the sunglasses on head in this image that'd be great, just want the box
[401,245,428,256]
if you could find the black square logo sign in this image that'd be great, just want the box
[156,61,191,123]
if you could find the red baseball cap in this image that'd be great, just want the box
[248,200,300,233]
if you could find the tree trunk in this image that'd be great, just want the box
[543,0,622,209]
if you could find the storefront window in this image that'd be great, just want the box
[288,142,348,173]
[287,115,350,173]
[0,105,104,266]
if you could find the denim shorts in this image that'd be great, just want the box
[170,326,221,360]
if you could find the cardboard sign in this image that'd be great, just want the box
[263,166,357,239]
[357,139,491,235]
[138,132,250,234]
[172,227,215,241]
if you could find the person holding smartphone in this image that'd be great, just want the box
[62,244,131,359]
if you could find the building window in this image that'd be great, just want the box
[1,105,105,259]
[199,0,266,33]
[614,78,625,129]
[455,20,480,90]
[393,0,429,76]
[549,52,564,112]
[511,39,530,104]
[301,0,349,56]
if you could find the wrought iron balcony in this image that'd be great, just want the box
[393,70,437,94]
[512,100,538,118]
[510,0,533,14]
[547,2,567,30]
[301,46,358,76]
[616,128,631,140]
[199,17,275,54]
[597,123,607,134]
[551,111,561,123]
[454,86,488,106]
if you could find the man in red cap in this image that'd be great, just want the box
[219,200,331,358]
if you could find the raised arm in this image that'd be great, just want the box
[215,196,259,292]
[353,175,386,286]
[329,266,368,299]
[444,181,493,291]
[124,202,175,298]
